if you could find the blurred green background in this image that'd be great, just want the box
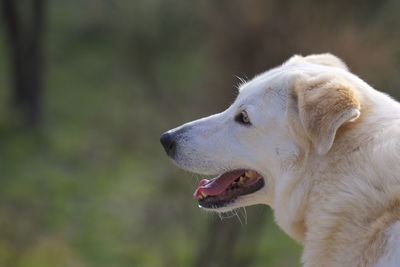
[0,0,400,266]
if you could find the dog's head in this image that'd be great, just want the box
[160,53,361,218]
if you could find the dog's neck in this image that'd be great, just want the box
[300,122,400,266]
[273,107,400,266]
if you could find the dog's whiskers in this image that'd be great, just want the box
[240,207,248,225]
[216,209,247,227]
[235,75,248,89]
[233,209,244,227]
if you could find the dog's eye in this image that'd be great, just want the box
[235,110,251,125]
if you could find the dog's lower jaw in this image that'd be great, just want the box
[199,183,271,213]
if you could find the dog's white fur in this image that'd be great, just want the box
[166,54,400,266]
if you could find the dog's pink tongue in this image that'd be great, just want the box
[193,170,245,198]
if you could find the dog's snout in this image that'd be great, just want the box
[160,131,176,157]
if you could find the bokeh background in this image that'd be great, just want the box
[0,0,400,266]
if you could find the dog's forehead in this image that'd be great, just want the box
[236,61,353,104]
[237,68,290,103]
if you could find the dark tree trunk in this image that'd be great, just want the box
[2,0,46,128]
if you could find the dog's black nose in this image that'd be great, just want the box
[160,131,176,157]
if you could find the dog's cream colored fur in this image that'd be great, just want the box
[165,53,400,266]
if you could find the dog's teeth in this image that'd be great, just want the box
[232,181,237,186]
[245,170,255,178]
[200,192,208,197]
[239,176,246,183]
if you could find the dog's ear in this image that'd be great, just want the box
[287,75,360,155]
[303,53,349,71]
[286,53,349,71]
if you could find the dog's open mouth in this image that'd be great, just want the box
[193,170,264,209]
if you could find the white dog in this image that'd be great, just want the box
[160,54,400,266]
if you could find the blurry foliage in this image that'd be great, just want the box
[0,0,399,266]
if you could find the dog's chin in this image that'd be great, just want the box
[192,169,266,211]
